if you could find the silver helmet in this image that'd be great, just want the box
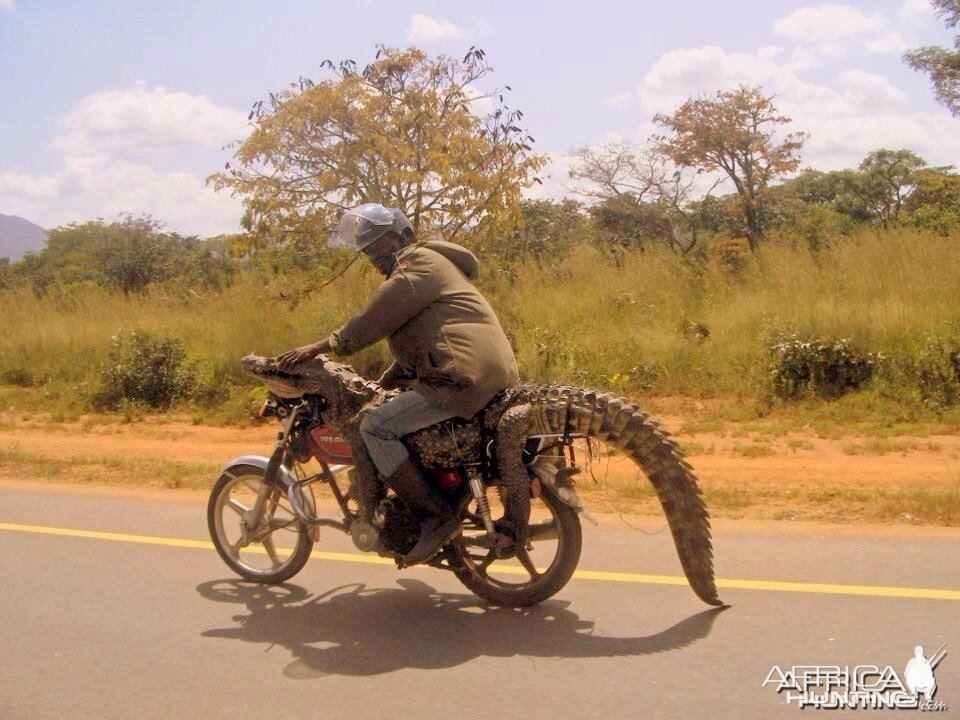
[336,203,413,251]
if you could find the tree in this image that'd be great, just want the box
[762,168,872,247]
[586,195,675,250]
[770,168,870,221]
[857,149,927,228]
[904,0,960,117]
[208,46,546,253]
[684,194,744,236]
[653,85,808,250]
[17,216,232,296]
[568,139,717,253]
[485,199,586,269]
[904,167,960,233]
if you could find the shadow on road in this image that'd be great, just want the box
[197,578,727,679]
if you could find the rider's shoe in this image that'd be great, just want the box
[403,514,461,566]
[385,459,460,566]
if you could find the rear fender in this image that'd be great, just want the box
[527,455,599,526]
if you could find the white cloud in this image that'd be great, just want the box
[68,158,241,235]
[0,171,61,199]
[0,0,14,13]
[51,85,249,157]
[773,4,912,58]
[636,43,960,172]
[0,85,247,235]
[640,45,804,115]
[0,157,242,236]
[899,0,935,22]
[840,69,908,109]
[864,31,911,54]
[774,4,888,42]
[406,13,464,43]
[603,91,634,107]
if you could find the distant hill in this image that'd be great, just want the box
[0,214,47,261]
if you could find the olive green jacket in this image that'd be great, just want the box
[329,241,520,418]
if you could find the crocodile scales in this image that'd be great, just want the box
[241,354,722,606]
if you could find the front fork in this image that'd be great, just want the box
[246,408,301,537]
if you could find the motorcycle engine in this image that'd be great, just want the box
[374,496,420,556]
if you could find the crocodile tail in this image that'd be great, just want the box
[531,386,722,607]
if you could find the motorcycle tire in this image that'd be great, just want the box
[207,463,313,584]
[451,483,582,607]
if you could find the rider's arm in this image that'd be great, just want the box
[328,250,443,356]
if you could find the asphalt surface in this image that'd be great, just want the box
[1,482,958,720]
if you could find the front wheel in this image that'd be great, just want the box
[207,463,313,584]
[450,484,582,607]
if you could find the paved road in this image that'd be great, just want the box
[1,482,958,719]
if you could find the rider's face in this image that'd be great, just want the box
[363,233,402,276]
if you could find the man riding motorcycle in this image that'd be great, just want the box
[278,203,520,566]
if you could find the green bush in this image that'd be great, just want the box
[770,335,877,400]
[911,336,960,409]
[92,331,197,410]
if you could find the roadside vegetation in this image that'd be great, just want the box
[2,38,960,523]
[2,226,959,433]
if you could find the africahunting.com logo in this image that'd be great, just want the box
[762,644,948,711]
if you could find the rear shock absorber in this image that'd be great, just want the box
[466,466,496,534]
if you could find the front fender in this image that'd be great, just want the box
[218,455,318,538]
[218,454,298,487]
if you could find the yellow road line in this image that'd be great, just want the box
[2,521,959,601]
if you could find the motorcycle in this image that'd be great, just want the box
[207,354,722,608]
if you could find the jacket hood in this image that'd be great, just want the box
[414,240,480,280]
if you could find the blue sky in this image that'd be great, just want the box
[0,0,956,236]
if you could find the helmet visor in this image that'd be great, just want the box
[335,203,397,251]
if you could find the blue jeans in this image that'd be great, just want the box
[359,390,456,478]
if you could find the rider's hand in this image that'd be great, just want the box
[277,340,327,371]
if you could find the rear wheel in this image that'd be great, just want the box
[450,483,581,607]
[207,464,313,584]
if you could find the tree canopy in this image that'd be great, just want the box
[904,167,960,234]
[568,139,719,254]
[857,149,927,229]
[904,0,960,116]
[208,45,546,253]
[13,216,233,296]
[654,85,807,250]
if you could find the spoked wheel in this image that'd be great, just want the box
[207,463,313,584]
[450,483,582,607]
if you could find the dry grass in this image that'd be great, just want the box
[0,444,218,489]
[840,438,943,455]
[1,409,958,526]
[3,229,960,419]
[576,466,960,527]
[731,442,777,458]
